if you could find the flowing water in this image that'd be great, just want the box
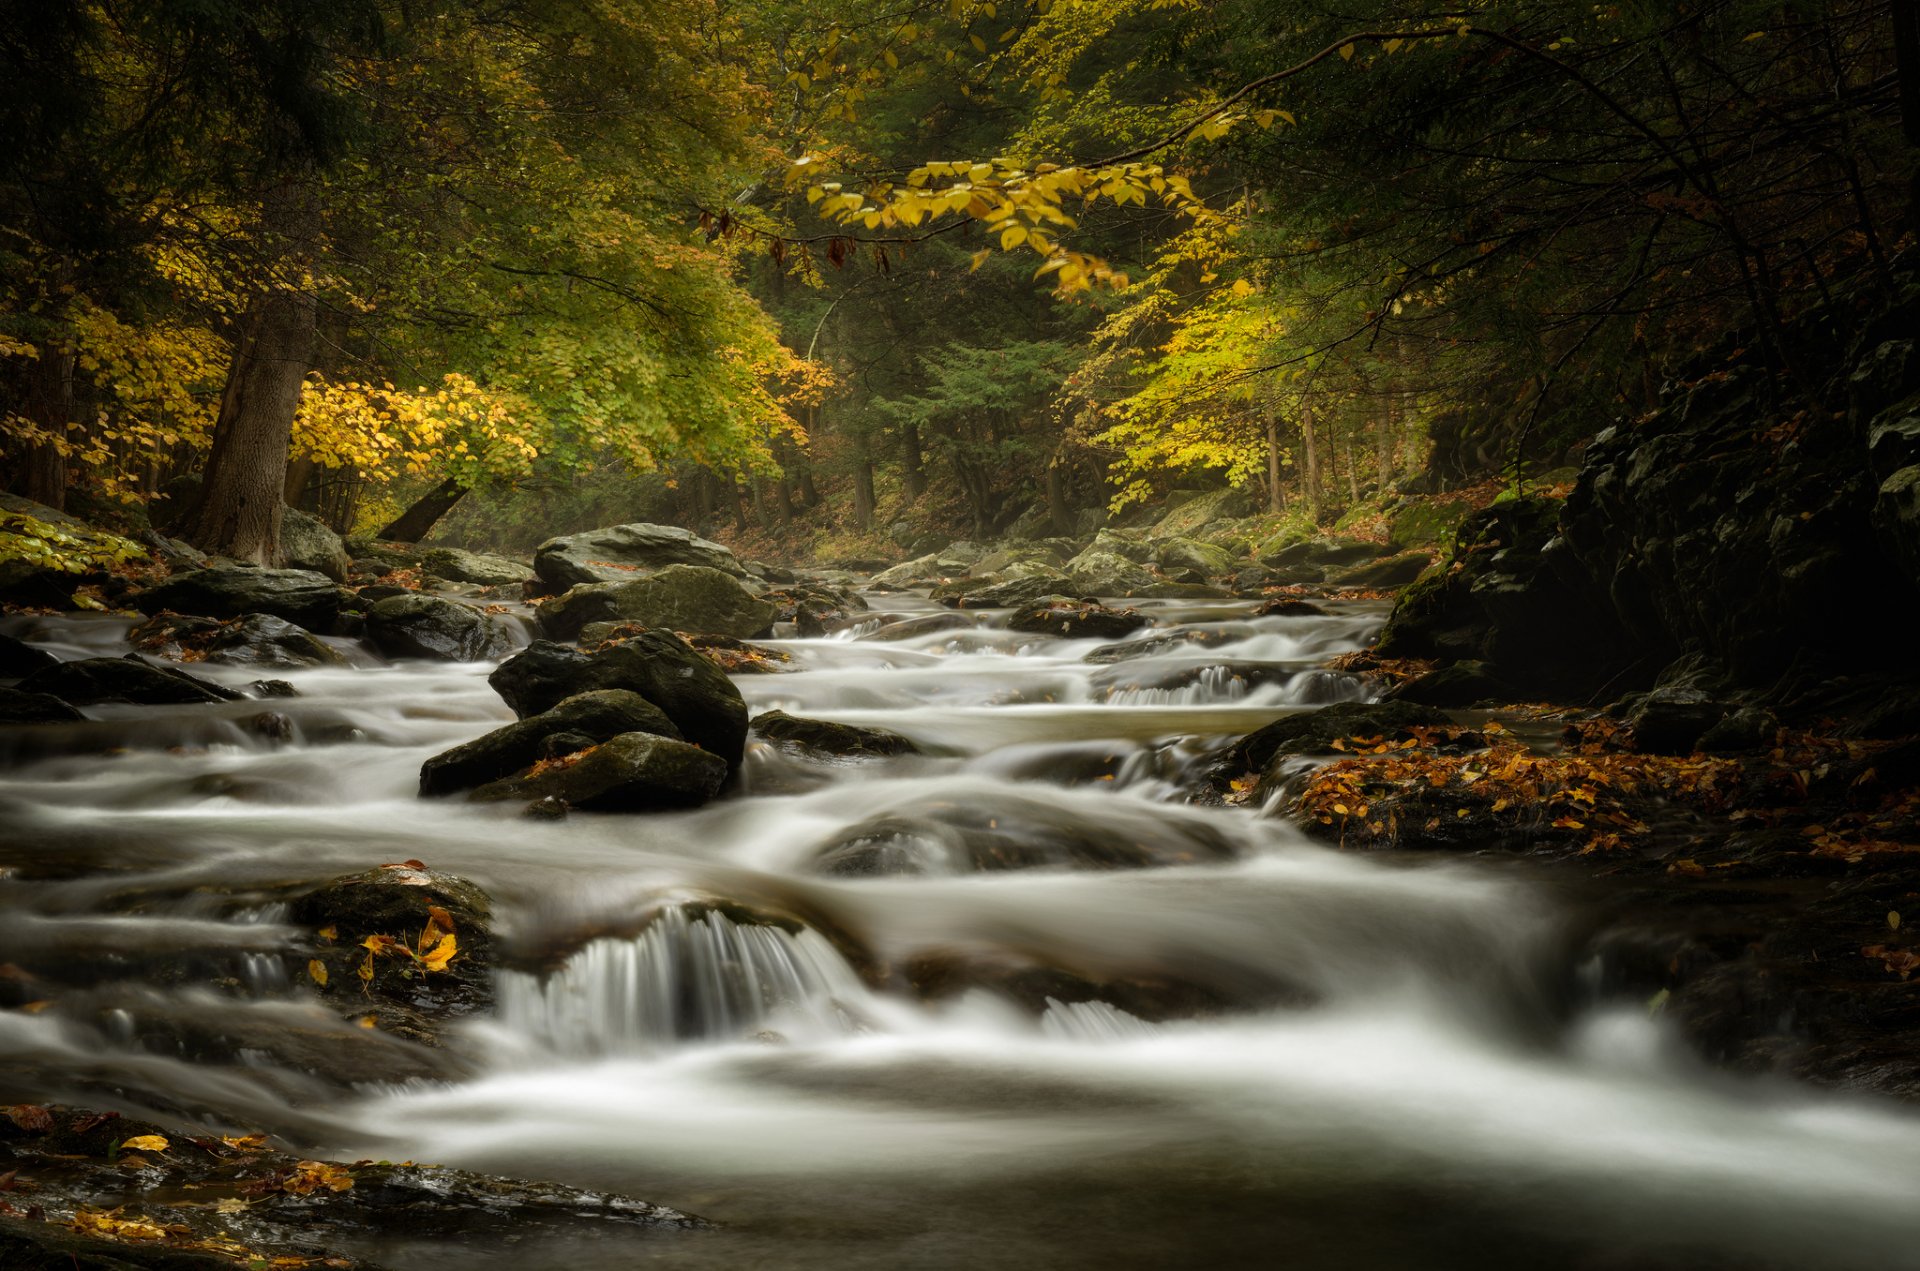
[4,595,1920,1269]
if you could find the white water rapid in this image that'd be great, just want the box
[3,593,1920,1269]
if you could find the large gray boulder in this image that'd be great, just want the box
[1152,537,1235,578]
[1151,488,1251,537]
[1085,528,1155,564]
[536,565,775,641]
[136,566,342,630]
[1063,549,1156,598]
[366,594,517,662]
[471,731,728,811]
[420,689,682,795]
[489,633,749,770]
[279,507,352,582]
[932,561,1074,608]
[421,547,535,587]
[869,553,943,588]
[533,523,744,591]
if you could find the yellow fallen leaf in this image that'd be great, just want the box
[121,1134,170,1152]
[307,959,329,987]
[420,932,458,972]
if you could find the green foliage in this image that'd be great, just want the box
[0,509,145,577]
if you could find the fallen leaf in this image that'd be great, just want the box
[307,959,329,987]
[1,1105,52,1133]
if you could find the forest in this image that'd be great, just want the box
[5,2,1920,1270]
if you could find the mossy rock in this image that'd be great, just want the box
[1387,497,1477,549]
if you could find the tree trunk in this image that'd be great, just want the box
[1346,418,1361,503]
[852,448,876,532]
[901,424,926,502]
[729,480,750,530]
[378,476,470,542]
[175,181,319,563]
[19,344,74,510]
[694,468,716,525]
[1896,0,1920,228]
[283,456,315,508]
[1301,400,1321,522]
[176,284,317,561]
[1265,411,1284,515]
[1378,392,1397,493]
[1046,458,1072,535]
[793,436,822,508]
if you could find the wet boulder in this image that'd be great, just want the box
[808,798,1240,876]
[533,521,745,591]
[135,565,342,630]
[1620,686,1727,755]
[536,564,774,641]
[858,611,975,642]
[291,862,496,1031]
[680,633,794,674]
[1388,661,1511,708]
[1063,548,1156,598]
[472,731,728,811]
[0,632,58,678]
[751,709,920,759]
[421,546,535,587]
[1212,699,1455,783]
[1083,628,1238,664]
[421,689,682,795]
[1007,596,1150,640]
[278,506,351,582]
[764,583,867,636]
[1152,536,1236,578]
[365,593,516,662]
[130,611,348,670]
[15,655,242,705]
[0,687,86,724]
[490,634,749,769]
[1256,597,1329,617]
[1697,705,1780,754]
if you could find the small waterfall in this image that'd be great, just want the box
[233,902,292,995]
[1040,997,1158,1042]
[1102,665,1256,706]
[498,907,873,1057]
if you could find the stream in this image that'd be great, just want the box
[4,594,1920,1269]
